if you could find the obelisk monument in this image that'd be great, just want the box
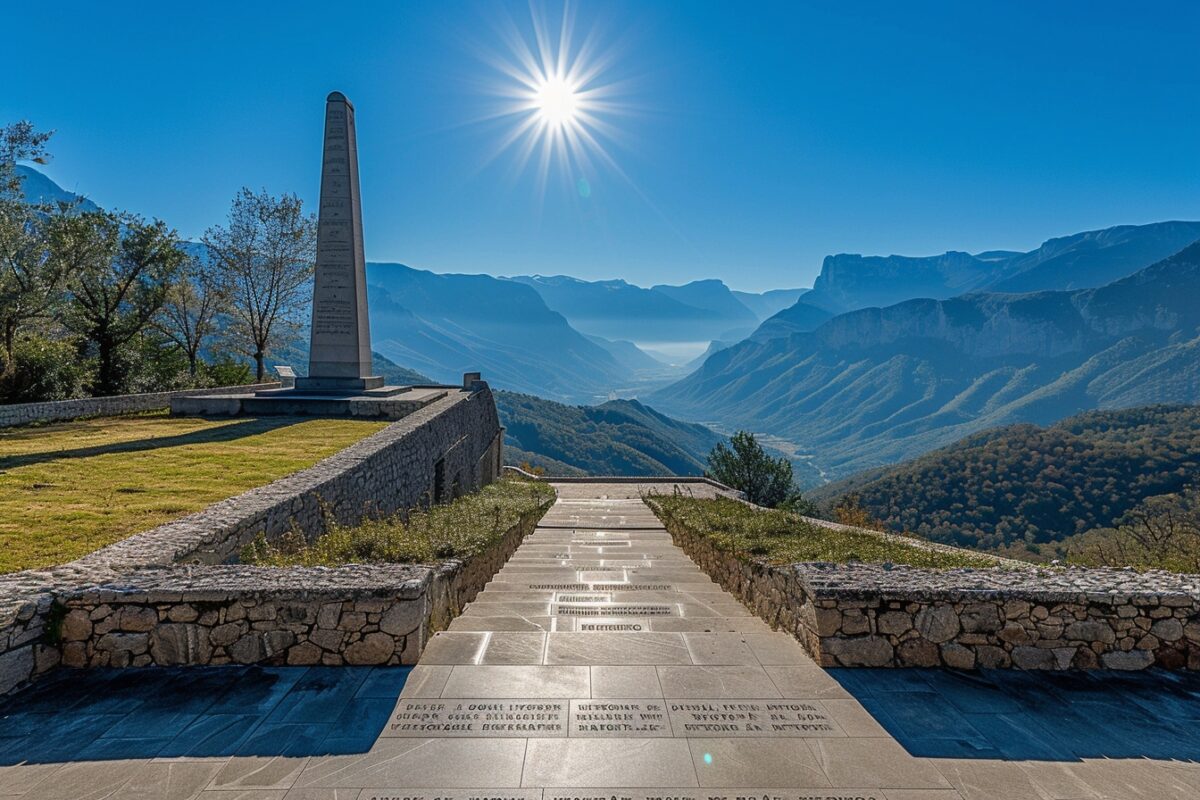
[295,91,384,392]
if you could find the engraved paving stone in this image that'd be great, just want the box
[385,699,568,737]
[570,699,672,736]
[667,700,843,737]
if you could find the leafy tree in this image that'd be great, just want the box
[54,210,185,395]
[203,188,316,381]
[0,120,52,196]
[706,430,812,510]
[0,121,68,375]
[0,199,69,374]
[155,252,226,377]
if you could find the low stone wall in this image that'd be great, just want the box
[0,383,279,428]
[55,505,544,670]
[67,386,504,574]
[0,384,506,694]
[658,511,1200,671]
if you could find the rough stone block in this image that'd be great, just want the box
[914,605,960,644]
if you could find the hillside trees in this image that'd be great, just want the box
[204,189,316,381]
[815,405,1200,559]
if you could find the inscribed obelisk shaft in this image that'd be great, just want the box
[297,91,382,392]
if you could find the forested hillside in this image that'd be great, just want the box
[813,405,1200,560]
[496,391,724,476]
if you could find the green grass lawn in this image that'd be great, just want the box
[242,476,556,566]
[0,411,389,573]
[645,494,1001,569]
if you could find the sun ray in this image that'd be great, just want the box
[471,1,634,193]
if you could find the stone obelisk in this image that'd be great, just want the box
[295,91,383,392]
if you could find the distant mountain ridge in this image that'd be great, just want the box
[802,220,1200,313]
[496,391,724,476]
[507,273,794,345]
[365,264,627,402]
[651,240,1200,482]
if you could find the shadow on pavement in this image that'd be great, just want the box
[0,665,408,765]
[829,666,1200,761]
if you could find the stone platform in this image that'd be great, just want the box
[3,484,1200,798]
[170,385,449,420]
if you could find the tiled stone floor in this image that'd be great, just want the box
[2,483,1200,799]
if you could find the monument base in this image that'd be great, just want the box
[291,375,386,393]
[170,385,451,421]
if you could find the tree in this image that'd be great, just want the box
[1067,488,1200,573]
[706,430,812,510]
[0,120,52,196]
[0,199,69,374]
[0,121,67,375]
[204,188,316,381]
[155,252,225,377]
[833,494,885,531]
[55,210,185,395]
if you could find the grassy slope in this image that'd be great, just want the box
[243,476,556,566]
[0,412,388,572]
[646,494,999,569]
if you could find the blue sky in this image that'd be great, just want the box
[8,1,1199,291]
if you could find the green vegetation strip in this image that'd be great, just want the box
[0,411,389,573]
[645,494,999,569]
[242,477,556,566]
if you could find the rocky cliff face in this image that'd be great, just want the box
[802,220,1200,313]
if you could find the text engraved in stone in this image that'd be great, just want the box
[386,700,567,737]
[570,700,670,737]
[667,701,840,737]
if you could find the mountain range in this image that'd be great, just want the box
[801,221,1200,313]
[504,274,797,347]
[652,238,1200,483]
[496,391,724,477]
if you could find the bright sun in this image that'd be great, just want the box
[533,76,580,128]
[478,4,629,191]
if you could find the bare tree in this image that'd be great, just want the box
[1068,488,1200,572]
[155,252,225,378]
[203,188,315,381]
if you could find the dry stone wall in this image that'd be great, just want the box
[0,383,279,428]
[661,512,1200,671]
[54,507,541,670]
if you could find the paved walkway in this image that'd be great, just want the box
[3,483,1200,798]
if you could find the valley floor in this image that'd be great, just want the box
[2,483,1199,797]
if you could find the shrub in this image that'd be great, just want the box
[0,334,88,402]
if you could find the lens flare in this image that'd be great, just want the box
[470,2,632,196]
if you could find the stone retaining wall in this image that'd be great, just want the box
[54,505,545,670]
[0,383,279,428]
[0,384,507,694]
[657,508,1200,671]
